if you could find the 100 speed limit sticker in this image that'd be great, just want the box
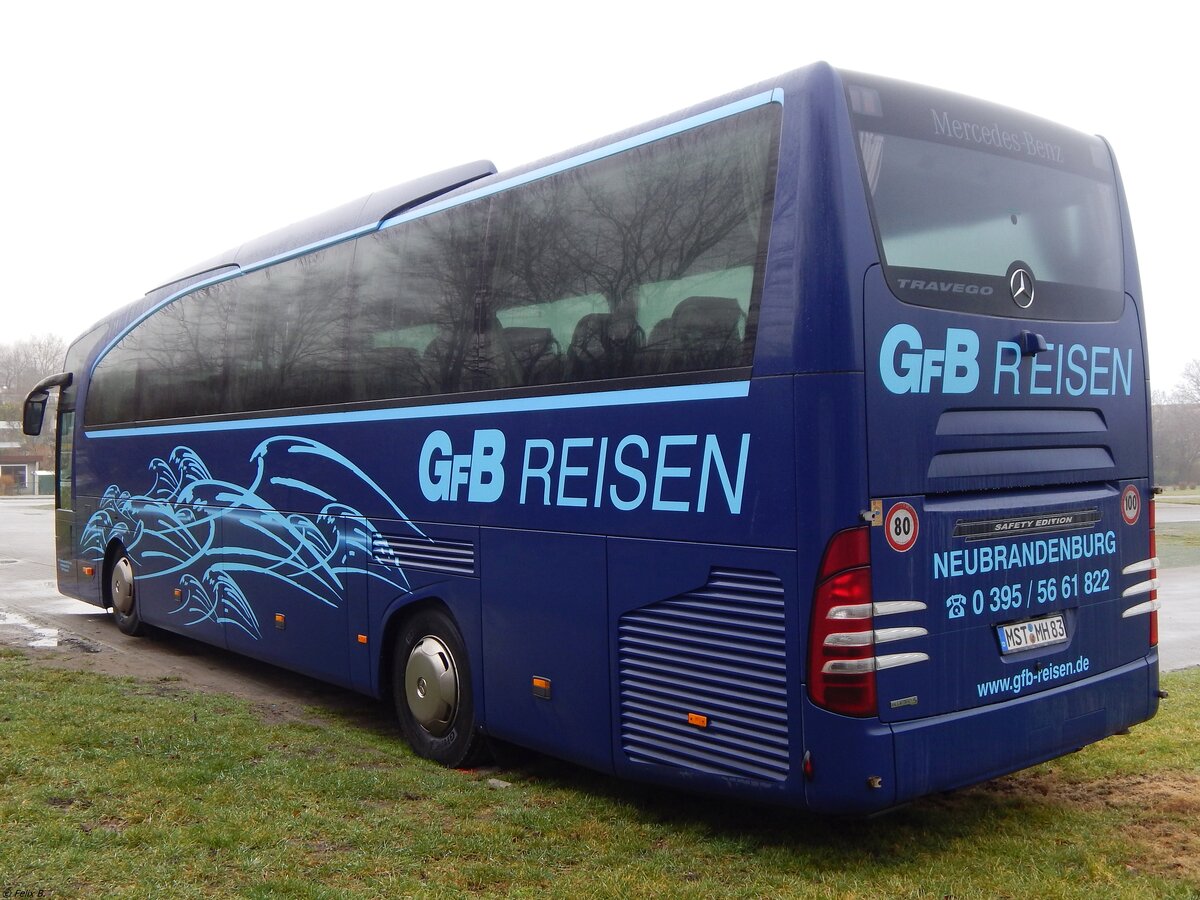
[885,502,919,552]
[1121,484,1141,526]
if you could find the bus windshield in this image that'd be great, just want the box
[846,74,1125,320]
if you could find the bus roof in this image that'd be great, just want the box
[147,159,498,294]
[143,62,836,299]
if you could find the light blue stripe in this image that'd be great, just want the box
[91,88,783,371]
[85,380,751,440]
[239,223,377,272]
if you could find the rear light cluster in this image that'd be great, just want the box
[1149,497,1158,647]
[808,527,876,717]
[1121,492,1160,647]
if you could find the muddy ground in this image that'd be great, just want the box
[0,580,388,730]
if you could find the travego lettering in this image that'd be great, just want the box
[896,278,994,295]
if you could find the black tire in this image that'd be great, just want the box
[392,607,487,767]
[108,549,146,636]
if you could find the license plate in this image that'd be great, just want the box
[997,613,1067,654]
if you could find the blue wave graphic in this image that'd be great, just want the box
[82,437,423,639]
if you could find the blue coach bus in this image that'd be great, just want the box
[24,63,1157,813]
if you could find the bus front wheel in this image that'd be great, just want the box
[108,551,146,637]
[392,607,486,767]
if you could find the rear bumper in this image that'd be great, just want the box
[891,652,1158,804]
[802,651,1158,814]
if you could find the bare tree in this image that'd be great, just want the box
[1175,359,1200,405]
[0,334,66,394]
[1153,361,1200,486]
[0,334,68,479]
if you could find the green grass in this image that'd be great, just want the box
[1156,522,1200,568]
[1156,487,1200,504]
[1,656,1197,898]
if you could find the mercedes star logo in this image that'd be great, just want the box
[1009,268,1035,308]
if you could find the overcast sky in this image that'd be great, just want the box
[4,1,1195,391]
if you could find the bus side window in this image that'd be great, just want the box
[352,197,494,399]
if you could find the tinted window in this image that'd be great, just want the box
[57,326,108,507]
[491,103,779,383]
[57,409,74,509]
[87,102,780,425]
[846,73,1124,320]
[862,133,1121,290]
[87,243,354,425]
[225,247,355,411]
[349,200,494,399]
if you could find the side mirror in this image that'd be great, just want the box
[21,372,73,436]
[23,392,48,436]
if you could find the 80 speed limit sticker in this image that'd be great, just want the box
[885,502,919,552]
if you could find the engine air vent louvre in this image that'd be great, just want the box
[372,534,475,576]
[618,567,788,782]
[924,407,1116,490]
[935,408,1107,436]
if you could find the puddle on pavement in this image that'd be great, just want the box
[0,610,60,649]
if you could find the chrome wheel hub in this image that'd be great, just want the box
[405,636,458,736]
[111,557,135,615]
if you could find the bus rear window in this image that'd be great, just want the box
[847,75,1125,321]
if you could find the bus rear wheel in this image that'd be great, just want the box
[109,550,146,637]
[392,607,486,767]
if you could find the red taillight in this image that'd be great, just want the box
[808,526,876,717]
[818,526,870,580]
[1149,497,1158,647]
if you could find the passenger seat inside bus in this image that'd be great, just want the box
[566,312,644,382]
[503,326,563,385]
[358,345,423,401]
[664,295,744,371]
[421,318,520,393]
